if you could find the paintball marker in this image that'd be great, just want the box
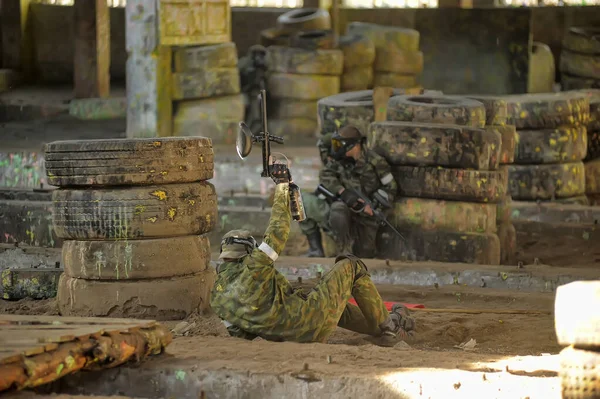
[315,184,405,241]
[236,89,306,222]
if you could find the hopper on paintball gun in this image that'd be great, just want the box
[236,89,306,222]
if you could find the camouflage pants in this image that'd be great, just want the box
[227,256,390,343]
[299,191,380,258]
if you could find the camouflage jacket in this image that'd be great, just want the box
[320,148,397,209]
[210,183,312,341]
[317,132,333,165]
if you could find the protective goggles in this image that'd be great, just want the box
[331,135,361,154]
[219,236,258,254]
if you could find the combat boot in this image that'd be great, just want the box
[373,304,416,347]
[305,231,325,257]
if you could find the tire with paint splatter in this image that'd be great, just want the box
[497,222,517,265]
[62,235,211,279]
[44,137,215,187]
[555,280,600,346]
[267,73,340,101]
[560,50,600,80]
[392,166,507,203]
[51,182,217,240]
[465,96,508,126]
[172,68,241,100]
[486,125,516,165]
[496,196,513,224]
[346,22,420,52]
[267,118,318,145]
[57,270,215,320]
[267,46,343,75]
[508,162,586,200]
[276,8,331,32]
[339,34,376,68]
[341,67,374,91]
[289,29,337,50]
[503,92,589,130]
[391,197,497,234]
[173,42,238,72]
[559,345,600,399]
[372,73,417,89]
[585,158,600,194]
[387,95,486,128]
[317,88,437,136]
[268,99,318,120]
[563,27,600,55]
[514,125,588,164]
[368,121,501,170]
[562,73,600,91]
[374,48,423,75]
[260,27,292,47]
[377,226,501,265]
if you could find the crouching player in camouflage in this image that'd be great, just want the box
[210,162,415,344]
[300,125,397,258]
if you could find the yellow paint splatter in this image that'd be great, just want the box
[146,217,158,223]
[151,190,167,200]
[134,205,146,215]
[153,141,162,147]
[188,199,196,205]
[167,207,177,220]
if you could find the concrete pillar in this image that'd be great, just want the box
[125,0,172,138]
[0,0,33,77]
[73,0,110,99]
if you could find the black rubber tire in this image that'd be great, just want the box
[57,271,215,320]
[368,121,501,170]
[44,137,214,187]
[171,68,241,100]
[372,73,417,89]
[62,235,211,280]
[563,27,600,55]
[562,73,600,91]
[346,21,419,51]
[377,227,501,265]
[260,27,292,47]
[173,42,238,72]
[387,94,486,128]
[464,95,508,126]
[267,73,340,101]
[514,125,588,164]
[392,198,497,234]
[392,166,507,203]
[267,46,343,75]
[486,125,516,165]
[560,345,600,399]
[341,67,373,91]
[51,182,217,240]
[317,89,440,135]
[561,50,600,80]
[555,280,600,347]
[289,29,338,50]
[504,92,590,130]
[374,48,424,74]
[339,34,376,68]
[276,8,331,31]
[508,162,586,200]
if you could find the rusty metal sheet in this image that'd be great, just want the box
[158,0,231,46]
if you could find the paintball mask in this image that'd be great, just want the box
[219,230,258,260]
[330,132,363,161]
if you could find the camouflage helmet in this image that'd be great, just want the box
[219,229,258,260]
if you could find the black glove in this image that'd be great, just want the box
[339,189,362,211]
[269,163,291,184]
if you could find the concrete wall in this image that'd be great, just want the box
[13,4,600,85]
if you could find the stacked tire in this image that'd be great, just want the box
[260,8,331,48]
[502,93,590,206]
[370,94,504,265]
[172,43,243,145]
[44,137,217,320]
[582,90,600,205]
[467,96,518,265]
[347,22,422,90]
[338,34,376,91]
[555,280,600,399]
[266,45,342,144]
[560,27,600,91]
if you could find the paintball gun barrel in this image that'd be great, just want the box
[236,90,306,222]
[315,184,404,241]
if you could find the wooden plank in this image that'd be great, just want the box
[74,0,110,98]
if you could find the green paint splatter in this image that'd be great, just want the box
[56,363,64,375]
[175,370,186,381]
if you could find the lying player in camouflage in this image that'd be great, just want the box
[300,125,397,258]
[210,163,415,344]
